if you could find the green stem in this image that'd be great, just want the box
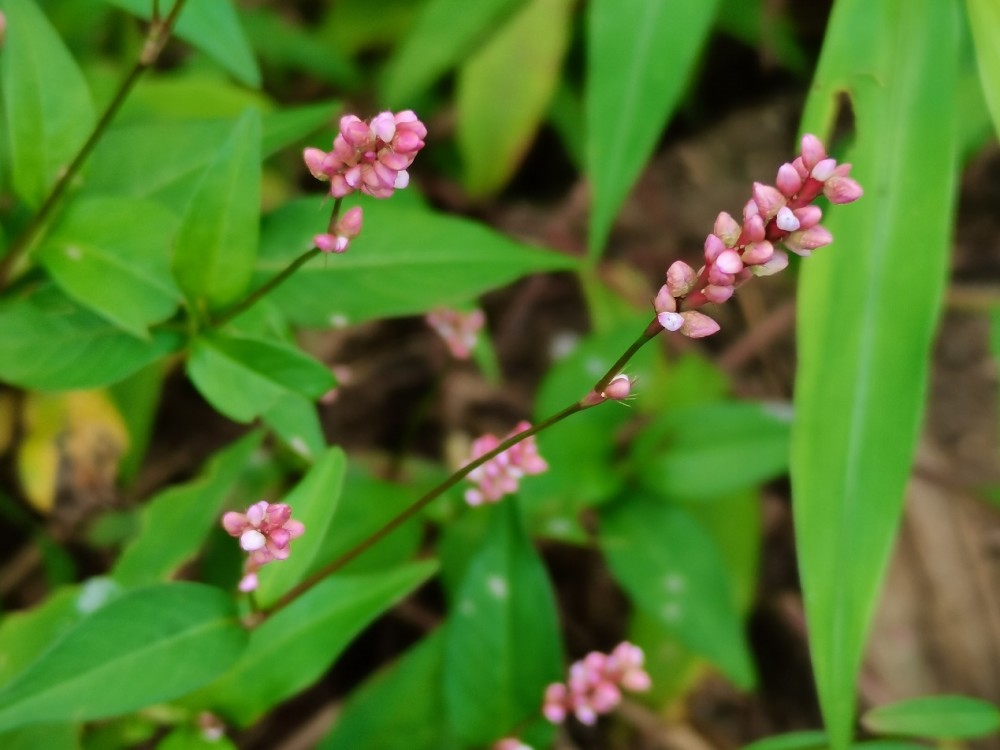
[0,0,188,289]
[259,321,665,620]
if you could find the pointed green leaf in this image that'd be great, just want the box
[0,0,95,206]
[186,333,335,423]
[255,447,347,607]
[38,197,181,337]
[457,0,573,196]
[600,494,755,688]
[443,502,562,744]
[967,0,1000,137]
[742,731,829,750]
[172,109,261,314]
[862,696,1000,740]
[0,724,79,750]
[193,562,437,726]
[0,285,181,390]
[262,392,327,461]
[381,0,529,106]
[794,2,961,748]
[586,0,719,260]
[105,0,260,87]
[0,583,246,731]
[254,198,577,327]
[112,432,264,587]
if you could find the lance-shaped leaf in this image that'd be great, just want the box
[586,0,719,261]
[0,0,95,207]
[862,696,1000,740]
[38,197,181,337]
[600,494,755,688]
[793,1,961,748]
[172,108,261,315]
[0,285,182,391]
[186,333,335,423]
[443,502,562,744]
[105,0,260,87]
[967,0,1000,138]
[0,583,247,731]
[191,562,438,726]
[254,198,577,327]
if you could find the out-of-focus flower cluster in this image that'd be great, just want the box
[543,642,651,726]
[304,110,426,199]
[464,421,548,506]
[655,133,863,338]
[426,308,486,360]
[493,739,532,750]
[314,206,363,255]
[221,501,304,592]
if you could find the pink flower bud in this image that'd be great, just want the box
[752,182,787,220]
[775,206,800,232]
[784,225,833,255]
[743,198,760,221]
[790,156,810,181]
[715,249,743,274]
[603,374,633,400]
[335,205,363,238]
[707,264,735,286]
[653,284,676,313]
[823,166,863,204]
[741,240,774,265]
[800,133,827,170]
[679,311,720,338]
[750,249,789,276]
[793,204,822,229]
[776,163,803,197]
[370,111,397,142]
[657,311,683,332]
[703,284,734,303]
[810,157,837,182]
[303,147,331,180]
[743,213,766,243]
[339,115,371,147]
[666,260,697,296]
[703,233,726,263]
[713,211,742,246]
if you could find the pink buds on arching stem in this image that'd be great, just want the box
[543,642,651,726]
[221,501,305,592]
[652,133,863,339]
[314,206,364,254]
[464,421,548,506]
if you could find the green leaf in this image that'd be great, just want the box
[380,0,529,106]
[172,109,261,315]
[105,0,260,87]
[456,0,573,196]
[254,198,577,327]
[0,724,79,750]
[0,583,246,731]
[0,0,95,206]
[862,696,1000,740]
[262,393,327,461]
[37,197,181,337]
[586,0,719,260]
[794,2,962,747]
[254,447,347,607]
[742,731,829,750]
[186,333,335,423]
[111,432,263,587]
[318,631,462,750]
[0,285,181,391]
[443,502,562,744]
[632,401,791,499]
[967,0,1000,138]
[599,494,755,688]
[193,562,437,726]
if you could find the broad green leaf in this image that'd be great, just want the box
[318,632,462,750]
[631,401,791,499]
[105,0,260,87]
[186,333,335,423]
[0,285,182,391]
[111,431,263,587]
[262,393,327,461]
[586,0,719,260]
[109,362,166,482]
[457,0,573,196]
[742,731,829,750]
[254,199,577,327]
[0,724,79,750]
[380,0,529,107]
[38,198,181,337]
[254,447,347,607]
[967,0,1000,137]
[172,109,261,315]
[158,726,237,750]
[443,502,562,744]
[115,74,272,123]
[0,0,95,206]
[0,583,246,731]
[600,494,755,688]
[862,696,1000,740]
[794,2,961,747]
[193,562,437,726]
[628,610,701,706]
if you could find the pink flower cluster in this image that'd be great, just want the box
[304,110,426,199]
[314,206,363,254]
[221,501,305,592]
[655,133,863,338]
[543,642,651,726]
[426,308,486,359]
[464,421,548,506]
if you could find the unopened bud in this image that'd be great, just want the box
[703,284,734,303]
[775,206,800,232]
[679,311,720,338]
[714,249,743,274]
[800,133,827,170]
[810,158,837,182]
[713,211,742,246]
[653,284,676,313]
[752,182,787,220]
[603,374,633,400]
[741,240,774,265]
[750,249,789,276]
[776,163,803,197]
[703,233,726,263]
[666,260,697,297]
[658,311,684,332]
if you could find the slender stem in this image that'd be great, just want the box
[209,198,343,329]
[0,0,188,289]
[259,321,666,620]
